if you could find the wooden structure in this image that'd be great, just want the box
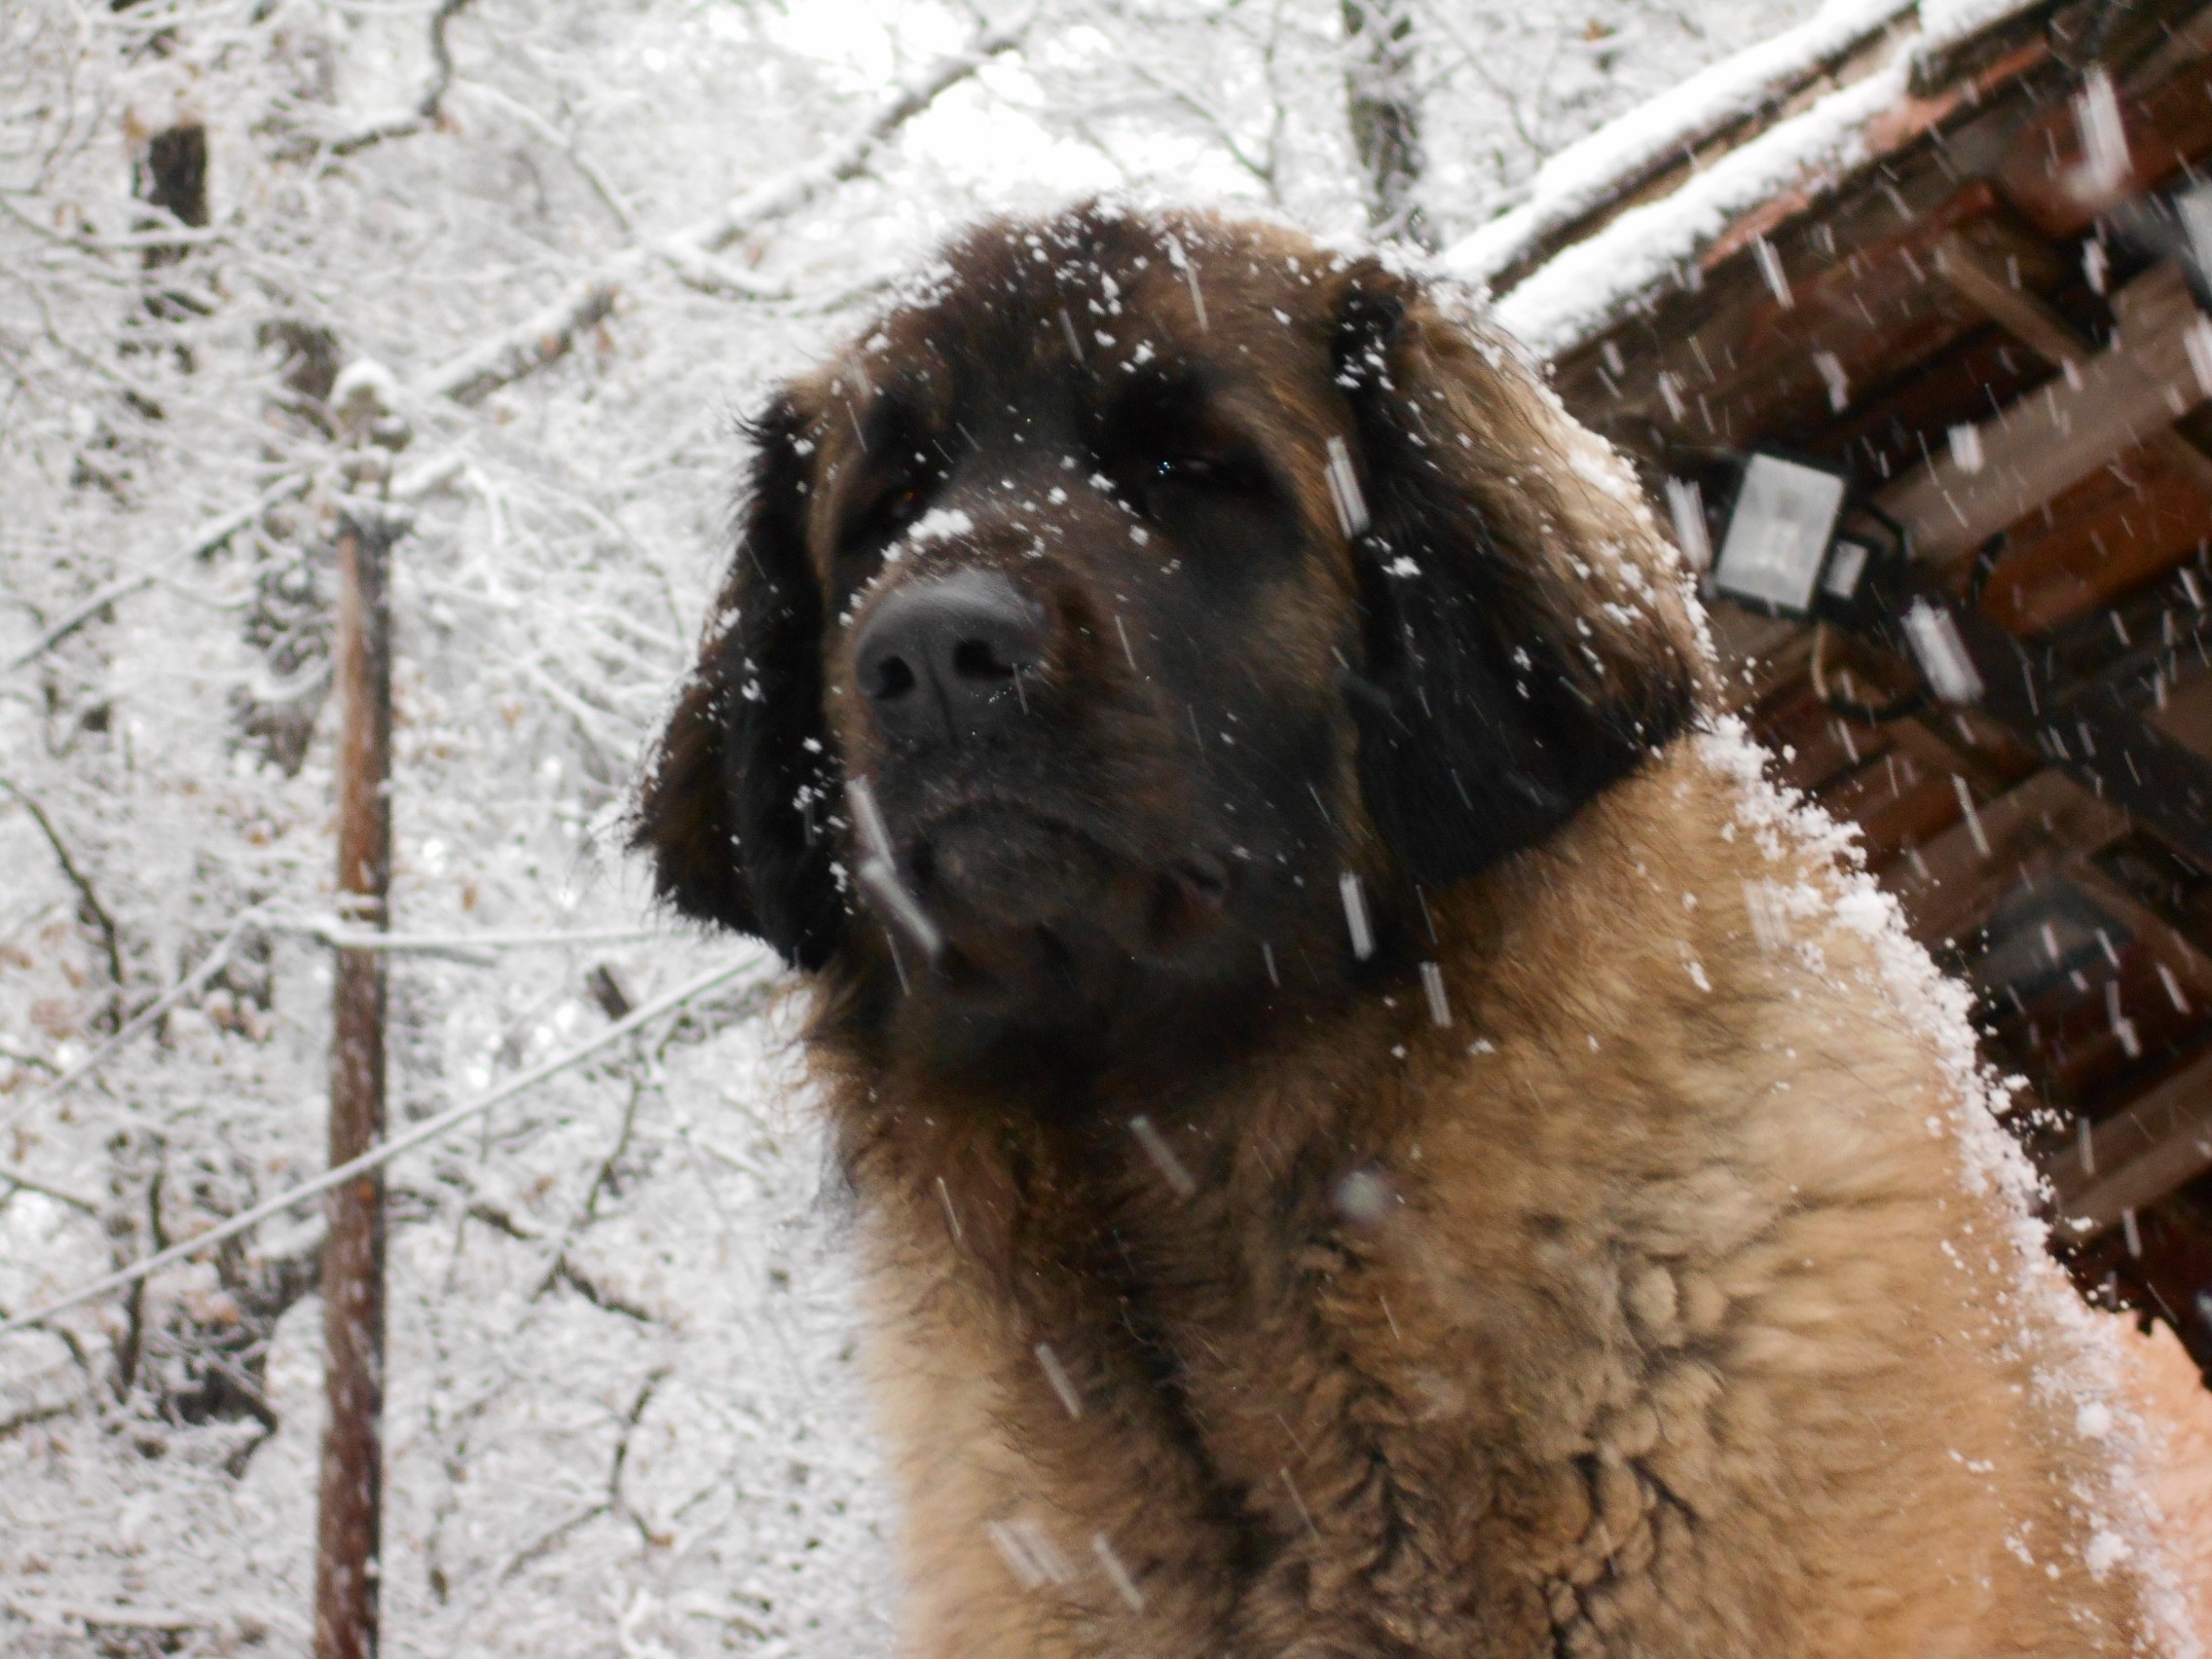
[1455,0,2212,1375]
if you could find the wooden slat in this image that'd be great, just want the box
[1886,711,2027,803]
[1825,755,1971,872]
[1931,228,2085,364]
[1957,605,2212,868]
[1560,168,2009,456]
[1936,229,2212,505]
[1980,441,2212,635]
[1998,22,2212,238]
[1880,261,2212,565]
[1881,766,2131,945]
[2046,1046,2212,1239]
[1755,683,1897,796]
[2064,858,2212,1006]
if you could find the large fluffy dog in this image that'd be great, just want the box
[637,207,2166,1655]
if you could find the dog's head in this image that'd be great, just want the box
[637,207,1703,1059]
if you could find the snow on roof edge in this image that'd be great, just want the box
[1488,61,1905,358]
[1468,0,2052,358]
[1440,0,1920,288]
[1456,0,2054,360]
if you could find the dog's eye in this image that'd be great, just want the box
[849,475,935,551]
[1155,456,1225,484]
[1146,450,1269,500]
[882,484,929,527]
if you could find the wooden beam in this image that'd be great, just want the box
[1555,165,2010,453]
[1980,438,2212,634]
[1930,229,2083,364]
[1825,753,1975,872]
[1934,232,2212,504]
[1881,765,2130,946]
[1885,709,2025,802]
[2064,858,2212,1009]
[2046,1045,2212,1240]
[1998,18,2212,239]
[1953,605,2212,869]
[1880,261,2212,566]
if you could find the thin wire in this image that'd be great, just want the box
[0,913,690,1134]
[0,951,769,1343]
[272,918,682,953]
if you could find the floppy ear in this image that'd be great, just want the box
[1332,261,1705,889]
[633,394,846,970]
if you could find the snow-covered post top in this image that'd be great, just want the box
[331,358,411,483]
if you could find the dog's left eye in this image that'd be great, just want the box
[1155,456,1224,484]
[1147,451,1269,499]
[849,476,934,551]
[881,484,930,527]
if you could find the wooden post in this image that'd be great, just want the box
[315,366,403,1659]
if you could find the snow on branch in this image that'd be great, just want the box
[0,1161,99,1215]
[409,11,1031,407]
[664,8,1033,266]
[0,1598,266,1641]
[2,472,312,679]
[416,276,623,406]
[0,952,769,1344]
[0,910,687,1137]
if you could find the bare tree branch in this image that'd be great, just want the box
[491,1363,669,1581]
[0,1161,100,1215]
[453,80,638,234]
[328,0,482,158]
[0,776,124,1004]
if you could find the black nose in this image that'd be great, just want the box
[853,571,1047,747]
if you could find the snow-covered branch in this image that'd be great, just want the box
[2,473,311,678]
[415,276,623,406]
[0,778,124,1002]
[665,9,1034,266]
[0,953,767,1344]
[411,12,1030,407]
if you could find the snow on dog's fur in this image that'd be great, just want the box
[638,204,2190,1656]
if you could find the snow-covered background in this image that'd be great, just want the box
[0,1,1823,1651]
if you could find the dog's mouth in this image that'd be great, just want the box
[868,798,1232,988]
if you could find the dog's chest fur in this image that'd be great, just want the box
[829,749,2142,1659]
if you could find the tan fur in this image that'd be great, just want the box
[832,755,2147,1655]
[638,207,2162,1654]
